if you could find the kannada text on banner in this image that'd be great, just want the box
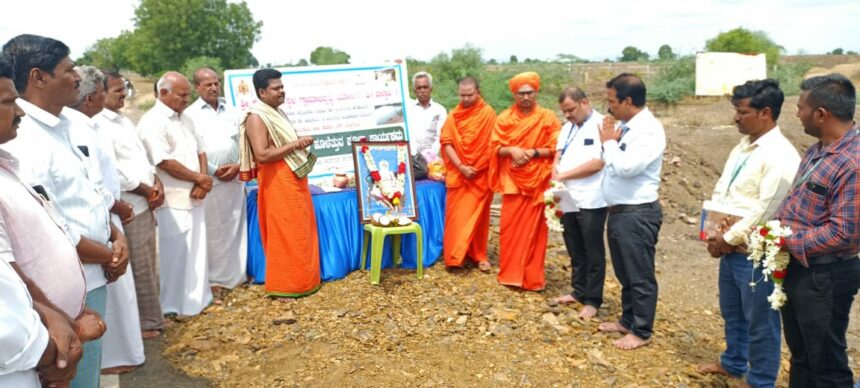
[224,63,411,185]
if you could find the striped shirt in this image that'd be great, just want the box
[775,128,860,266]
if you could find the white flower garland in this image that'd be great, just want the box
[543,181,565,232]
[747,220,792,310]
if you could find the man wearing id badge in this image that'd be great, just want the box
[551,87,608,320]
[698,79,799,388]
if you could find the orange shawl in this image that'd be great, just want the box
[489,104,561,202]
[439,96,497,189]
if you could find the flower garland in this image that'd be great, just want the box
[543,181,565,232]
[747,220,792,310]
[360,143,408,210]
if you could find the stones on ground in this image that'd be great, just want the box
[272,311,297,325]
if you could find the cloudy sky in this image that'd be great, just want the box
[1,0,857,66]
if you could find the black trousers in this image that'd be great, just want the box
[606,205,662,340]
[561,208,608,308]
[782,258,860,388]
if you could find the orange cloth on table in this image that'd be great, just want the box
[490,99,561,290]
[439,96,497,267]
[257,159,321,297]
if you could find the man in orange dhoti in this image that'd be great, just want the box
[239,69,321,298]
[440,77,496,272]
[490,72,561,291]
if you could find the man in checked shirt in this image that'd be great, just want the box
[775,73,860,387]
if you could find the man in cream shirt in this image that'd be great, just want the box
[699,79,800,388]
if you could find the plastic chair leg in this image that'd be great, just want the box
[370,231,385,285]
[360,230,369,270]
[415,227,424,280]
[391,234,402,268]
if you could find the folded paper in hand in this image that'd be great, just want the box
[699,200,746,241]
[553,189,578,213]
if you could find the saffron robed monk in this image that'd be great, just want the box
[439,76,496,272]
[490,71,561,291]
[239,68,321,298]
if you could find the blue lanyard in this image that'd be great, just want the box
[560,113,592,157]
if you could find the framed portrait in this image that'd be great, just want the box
[351,141,419,223]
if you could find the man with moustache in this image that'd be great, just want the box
[406,71,446,177]
[775,74,860,387]
[0,52,85,388]
[239,68,320,298]
[185,67,247,299]
[97,70,166,338]
[490,71,561,291]
[2,34,125,388]
[699,79,799,388]
[552,86,608,320]
[139,71,213,316]
[68,66,145,374]
[597,73,664,350]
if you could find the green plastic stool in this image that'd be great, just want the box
[360,223,424,285]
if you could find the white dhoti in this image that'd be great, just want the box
[101,218,145,369]
[157,205,211,316]
[204,180,248,289]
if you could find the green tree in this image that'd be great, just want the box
[620,46,649,62]
[830,48,844,55]
[509,55,518,64]
[705,27,783,65]
[110,0,261,76]
[78,32,133,70]
[297,59,309,66]
[657,44,676,61]
[309,46,350,65]
[848,50,858,55]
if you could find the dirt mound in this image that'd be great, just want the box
[805,63,860,86]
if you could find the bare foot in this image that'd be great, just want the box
[554,294,579,305]
[613,333,650,350]
[578,305,598,319]
[598,321,629,334]
[141,330,161,339]
[101,365,139,374]
[697,362,731,376]
[478,261,492,273]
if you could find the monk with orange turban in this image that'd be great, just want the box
[490,72,561,291]
[440,77,497,272]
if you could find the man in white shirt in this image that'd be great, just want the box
[139,71,213,316]
[0,51,83,388]
[185,67,248,298]
[2,34,128,388]
[698,80,799,387]
[70,66,145,374]
[551,87,608,320]
[597,73,665,350]
[405,71,446,177]
[97,70,166,338]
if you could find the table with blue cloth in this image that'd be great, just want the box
[246,180,446,283]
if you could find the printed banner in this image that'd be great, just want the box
[224,63,411,185]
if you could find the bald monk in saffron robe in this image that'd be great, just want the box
[239,68,321,298]
[490,72,561,291]
[440,77,497,272]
